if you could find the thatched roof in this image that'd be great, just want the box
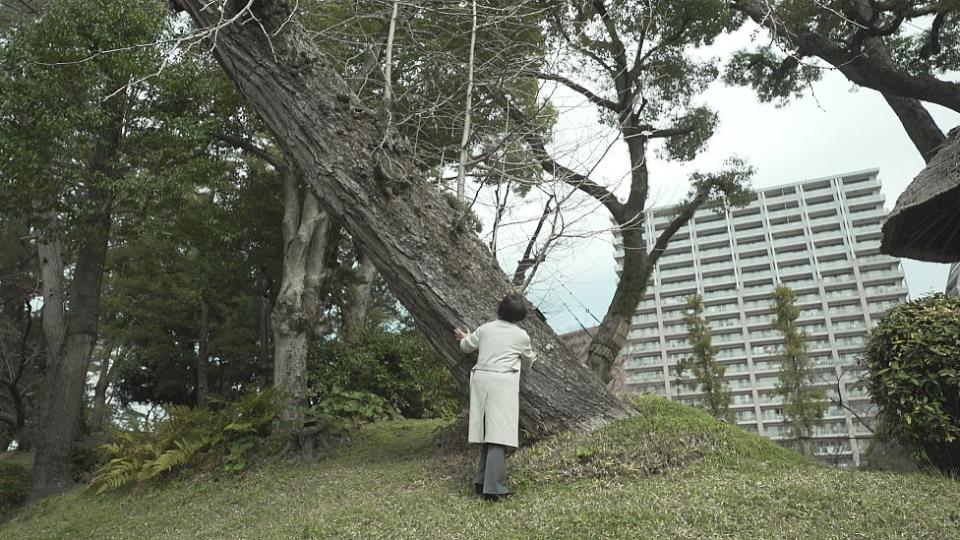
[881,127,960,262]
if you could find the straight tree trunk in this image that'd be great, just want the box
[177,0,632,434]
[342,249,378,342]
[456,0,478,202]
[90,341,115,430]
[196,298,210,407]
[31,189,112,500]
[272,166,333,425]
[258,292,271,378]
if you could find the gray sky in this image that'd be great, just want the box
[471,26,960,334]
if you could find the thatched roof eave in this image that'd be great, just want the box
[881,127,960,263]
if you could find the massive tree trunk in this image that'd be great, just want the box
[177,0,632,435]
[31,189,112,500]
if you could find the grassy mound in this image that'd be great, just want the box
[512,395,808,484]
[2,398,959,539]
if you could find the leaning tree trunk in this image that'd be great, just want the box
[177,0,632,435]
[31,193,112,500]
[860,36,947,164]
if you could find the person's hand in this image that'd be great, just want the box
[454,327,469,341]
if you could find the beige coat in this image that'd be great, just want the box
[460,320,536,448]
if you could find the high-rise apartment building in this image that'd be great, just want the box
[946,263,960,297]
[614,169,907,466]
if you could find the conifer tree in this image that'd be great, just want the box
[771,285,827,457]
[678,294,732,422]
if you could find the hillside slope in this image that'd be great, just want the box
[3,397,958,539]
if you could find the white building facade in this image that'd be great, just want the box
[615,169,907,466]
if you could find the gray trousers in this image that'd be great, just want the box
[473,443,512,495]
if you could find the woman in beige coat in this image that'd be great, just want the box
[455,293,536,501]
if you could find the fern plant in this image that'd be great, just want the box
[88,390,283,494]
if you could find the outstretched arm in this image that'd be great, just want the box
[520,334,537,370]
[456,327,480,353]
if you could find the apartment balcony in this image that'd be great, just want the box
[859,268,900,283]
[863,284,908,300]
[779,264,813,278]
[849,208,887,223]
[816,245,849,257]
[857,254,900,269]
[805,198,838,211]
[846,193,885,211]
[807,214,840,228]
[660,279,698,294]
[769,221,805,235]
[700,261,735,275]
[817,259,851,272]
[773,236,808,250]
[823,288,860,301]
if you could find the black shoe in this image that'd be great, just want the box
[474,483,483,496]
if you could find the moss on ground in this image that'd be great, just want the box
[2,397,958,539]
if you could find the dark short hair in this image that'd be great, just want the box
[497,293,527,323]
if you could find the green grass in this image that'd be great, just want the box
[2,396,959,539]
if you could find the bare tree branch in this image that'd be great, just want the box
[535,71,620,112]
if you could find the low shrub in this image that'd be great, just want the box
[308,329,463,419]
[0,461,30,518]
[864,293,960,473]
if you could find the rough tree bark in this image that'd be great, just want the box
[859,34,947,163]
[176,0,632,435]
[31,188,113,500]
[272,165,336,424]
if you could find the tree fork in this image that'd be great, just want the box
[175,0,633,435]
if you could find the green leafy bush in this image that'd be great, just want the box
[311,389,400,424]
[864,294,960,473]
[0,462,30,518]
[308,329,462,419]
[88,390,284,494]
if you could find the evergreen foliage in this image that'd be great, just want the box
[771,285,827,457]
[864,293,960,473]
[308,328,463,420]
[677,294,733,422]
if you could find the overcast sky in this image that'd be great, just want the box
[469,25,960,335]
